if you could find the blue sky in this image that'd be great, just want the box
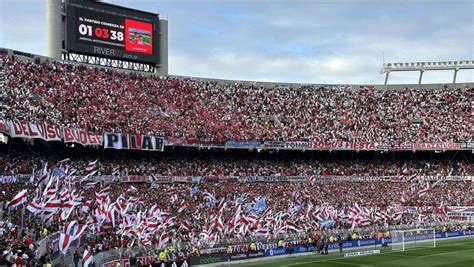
[0,0,473,84]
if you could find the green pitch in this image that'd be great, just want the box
[240,237,474,267]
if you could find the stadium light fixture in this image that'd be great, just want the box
[381,60,474,85]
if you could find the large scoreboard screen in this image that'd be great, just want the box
[66,0,159,64]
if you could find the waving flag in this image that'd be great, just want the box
[126,186,138,193]
[83,170,98,180]
[417,183,430,198]
[181,220,192,231]
[159,232,169,246]
[7,189,28,209]
[36,163,49,185]
[85,159,98,171]
[84,181,98,190]
[392,212,403,221]
[190,187,199,197]
[60,206,75,221]
[64,221,88,241]
[235,195,246,206]
[407,174,417,182]
[170,194,178,203]
[178,201,187,213]
[320,219,335,229]
[52,167,66,178]
[59,233,73,254]
[253,197,267,214]
[203,192,216,203]
[82,200,93,213]
[302,189,311,198]
[43,199,61,213]
[400,191,409,204]
[27,202,43,214]
[375,211,390,221]
[112,166,120,176]
[358,218,372,226]
[82,249,94,267]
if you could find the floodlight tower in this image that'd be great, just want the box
[381,60,474,85]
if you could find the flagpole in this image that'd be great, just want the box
[19,203,25,239]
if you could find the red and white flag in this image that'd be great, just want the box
[170,194,178,203]
[159,232,169,246]
[59,233,73,254]
[392,212,403,221]
[375,211,390,221]
[82,249,94,267]
[400,191,409,204]
[64,221,88,241]
[82,200,93,213]
[26,202,43,214]
[36,163,49,185]
[407,174,417,182]
[60,206,75,221]
[181,220,192,231]
[85,160,98,171]
[43,199,61,213]
[126,186,138,193]
[178,201,187,213]
[7,189,28,209]
[358,218,372,226]
[417,183,430,198]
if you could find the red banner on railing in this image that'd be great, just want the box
[312,141,376,150]
[63,127,103,146]
[9,120,61,141]
[120,175,150,183]
[412,143,461,150]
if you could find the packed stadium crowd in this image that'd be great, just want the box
[1,173,473,260]
[2,55,472,144]
[0,54,473,266]
[1,150,473,177]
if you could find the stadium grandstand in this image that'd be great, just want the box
[0,0,473,267]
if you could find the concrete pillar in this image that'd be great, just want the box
[156,19,168,76]
[453,69,458,84]
[384,72,390,85]
[418,70,424,84]
[46,0,63,59]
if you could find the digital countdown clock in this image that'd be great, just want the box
[66,1,159,64]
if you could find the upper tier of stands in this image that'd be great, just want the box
[1,50,472,145]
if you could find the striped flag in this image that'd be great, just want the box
[400,191,409,204]
[36,163,49,185]
[417,183,430,198]
[83,170,98,180]
[27,202,43,214]
[181,220,192,231]
[85,160,98,171]
[407,174,417,182]
[82,249,94,267]
[392,212,403,221]
[42,199,61,213]
[59,233,72,254]
[178,200,187,213]
[82,200,93,213]
[7,189,28,209]
[64,221,88,241]
[159,232,169,246]
[112,166,120,176]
